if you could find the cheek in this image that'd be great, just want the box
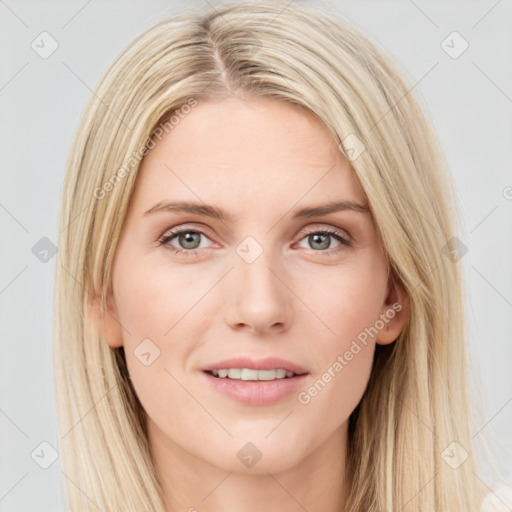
[296,289,377,428]
[296,344,374,439]
[113,254,205,344]
[303,254,387,345]
[295,256,386,411]
[112,256,214,416]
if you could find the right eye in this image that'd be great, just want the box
[158,227,213,256]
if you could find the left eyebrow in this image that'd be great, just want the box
[143,199,370,221]
[292,200,370,218]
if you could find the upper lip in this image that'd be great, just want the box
[202,356,308,375]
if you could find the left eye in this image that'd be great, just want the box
[296,229,351,252]
[158,227,351,256]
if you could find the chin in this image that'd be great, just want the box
[207,437,308,475]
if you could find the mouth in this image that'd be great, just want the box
[204,368,306,381]
[201,357,309,406]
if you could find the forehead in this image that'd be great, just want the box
[133,96,367,213]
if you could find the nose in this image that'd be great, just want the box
[224,247,293,335]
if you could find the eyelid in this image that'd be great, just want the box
[158,222,214,239]
[158,222,353,258]
[299,223,352,241]
[158,222,351,243]
[158,224,216,247]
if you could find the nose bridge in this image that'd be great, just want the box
[237,229,286,279]
[224,234,292,332]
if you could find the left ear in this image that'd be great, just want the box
[375,275,410,346]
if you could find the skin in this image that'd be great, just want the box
[92,96,409,512]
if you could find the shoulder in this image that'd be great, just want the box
[480,485,512,511]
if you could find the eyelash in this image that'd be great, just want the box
[158,226,352,257]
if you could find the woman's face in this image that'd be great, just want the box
[97,96,408,475]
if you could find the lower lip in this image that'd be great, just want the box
[202,371,308,406]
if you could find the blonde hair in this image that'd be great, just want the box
[54,1,488,510]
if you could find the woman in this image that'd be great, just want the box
[53,1,488,510]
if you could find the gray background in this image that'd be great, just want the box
[1,1,511,510]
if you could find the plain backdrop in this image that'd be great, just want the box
[1,1,511,510]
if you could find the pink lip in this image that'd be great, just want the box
[202,356,308,374]
[201,371,308,406]
[201,356,309,407]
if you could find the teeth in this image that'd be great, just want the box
[210,368,298,380]
[228,368,242,379]
[241,368,259,380]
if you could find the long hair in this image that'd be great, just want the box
[53,1,487,510]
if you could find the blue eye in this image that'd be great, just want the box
[297,229,352,253]
[158,229,209,256]
[158,226,352,257]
